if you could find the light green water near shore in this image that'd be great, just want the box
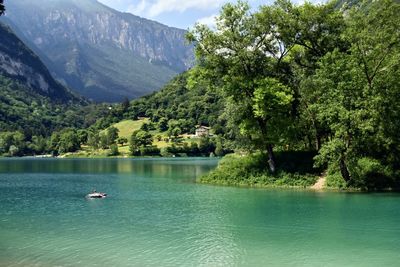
[0,158,399,266]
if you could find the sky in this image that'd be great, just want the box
[97,0,326,29]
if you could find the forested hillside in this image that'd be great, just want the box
[126,73,225,134]
[0,20,108,156]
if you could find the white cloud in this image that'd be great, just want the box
[127,0,148,15]
[196,14,218,28]
[148,0,225,17]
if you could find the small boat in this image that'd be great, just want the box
[86,192,107,199]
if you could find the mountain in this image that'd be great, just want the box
[2,0,194,102]
[0,22,89,135]
[0,23,78,103]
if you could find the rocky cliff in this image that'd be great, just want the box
[3,0,194,102]
[0,22,78,103]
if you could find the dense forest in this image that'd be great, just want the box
[186,0,400,190]
[0,0,399,190]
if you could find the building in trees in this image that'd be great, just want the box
[195,126,210,137]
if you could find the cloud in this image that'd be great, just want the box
[196,14,218,28]
[99,0,328,18]
[147,0,226,17]
[127,0,148,16]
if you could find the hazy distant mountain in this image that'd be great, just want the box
[0,23,78,103]
[3,0,194,102]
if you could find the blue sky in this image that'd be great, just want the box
[97,0,326,29]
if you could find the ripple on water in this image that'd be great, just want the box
[1,159,400,266]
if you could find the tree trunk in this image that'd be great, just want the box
[267,144,276,173]
[256,118,276,173]
[315,134,321,151]
[339,158,351,182]
[307,135,312,150]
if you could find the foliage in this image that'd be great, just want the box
[189,0,400,190]
[2,0,400,191]
[201,153,318,188]
[307,0,400,188]
[117,137,128,146]
[0,76,85,137]
[106,126,119,145]
[108,143,119,156]
[58,129,80,154]
[0,131,25,156]
[126,72,225,135]
[139,146,160,156]
[129,130,153,155]
[87,131,100,149]
[350,158,394,190]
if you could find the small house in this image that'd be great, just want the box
[195,126,210,137]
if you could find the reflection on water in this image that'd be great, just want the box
[0,158,400,267]
[0,158,217,177]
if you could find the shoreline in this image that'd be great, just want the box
[310,174,326,191]
[1,156,397,192]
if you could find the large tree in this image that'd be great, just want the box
[188,0,345,172]
[188,1,296,172]
[309,0,400,187]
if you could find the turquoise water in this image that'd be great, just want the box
[0,158,399,267]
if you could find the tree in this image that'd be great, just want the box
[87,131,100,149]
[170,127,181,138]
[158,117,169,132]
[129,130,153,155]
[106,126,119,146]
[130,130,153,148]
[188,1,298,172]
[140,123,149,132]
[108,143,119,156]
[121,97,130,112]
[49,132,61,155]
[117,137,128,146]
[0,132,14,154]
[0,131,25,156]
[99,133,109,149]
[199,137,215,154]
[77,129,88,145]
[58,129,80,154]
[30,135,48,154]
[215,142,224,157]
[9,145,19,157]
[310,0,400,187]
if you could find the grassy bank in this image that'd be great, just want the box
[200,152,321,188]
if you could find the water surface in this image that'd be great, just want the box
[0,158,399,266]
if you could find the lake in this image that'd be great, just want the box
[0,158,399,266]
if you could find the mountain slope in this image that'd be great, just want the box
[3,0,194,102]
[0,23,78,103]
[0,22,88,135]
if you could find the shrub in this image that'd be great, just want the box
[350,157,393,190]
[108,143,119,156]
[140,146,160,156]
[325,164,347,189]
[200,152,319,187]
